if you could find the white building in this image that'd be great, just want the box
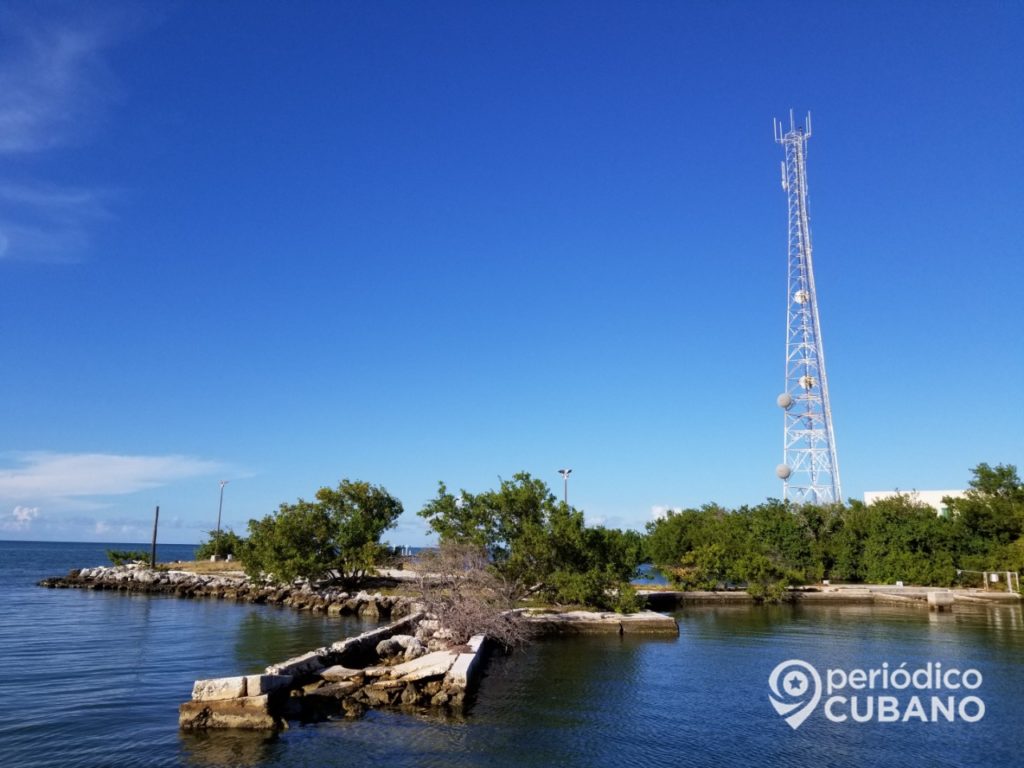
[862,490,966,517]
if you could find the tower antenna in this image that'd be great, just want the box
[773,111,841,504]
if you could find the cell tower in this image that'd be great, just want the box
[773,111,841,504]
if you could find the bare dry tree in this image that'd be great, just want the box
[415,542,528,648]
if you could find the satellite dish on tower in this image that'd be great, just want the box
[777,393,793,410]
[776,464,792,480]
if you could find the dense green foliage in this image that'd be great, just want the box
[106,549,151,566]
[241,479,403,585]
[419,473,643,612]
[195,529,245,560]
[188,461,1020,610]
[645,463,1024,600]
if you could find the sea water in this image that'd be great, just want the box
[1,541,1022,768]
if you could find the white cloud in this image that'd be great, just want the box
[0,451,225,506]
[1,504,39,531]
[650,505,676,520]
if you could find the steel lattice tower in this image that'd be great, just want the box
[773,111,841,504]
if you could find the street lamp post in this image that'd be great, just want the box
[557,468,572,507]
[215,480,229,560]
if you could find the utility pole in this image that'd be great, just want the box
[215,480,229,559]
[558,468,572,506]
[150,505,159,567]
[773,111,841,504]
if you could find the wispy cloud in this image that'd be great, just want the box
[0,6,123,154]
[0,3,139,262]
[0,451,225,506]
[0,182,115,262]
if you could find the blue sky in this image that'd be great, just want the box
[1,1,1021,546]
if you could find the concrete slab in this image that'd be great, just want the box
[364,650,457,681]
[447,634,486,688]
[245,674,293,696]
[192,676,247,701]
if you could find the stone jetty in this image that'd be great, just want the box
[42,562,683,731]
[179,612,488,730]
[39,563,411,619]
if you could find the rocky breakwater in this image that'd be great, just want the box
[38,564,411,619]
[179,612,488,730]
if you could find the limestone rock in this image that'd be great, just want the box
[321,665,364,682]
[192,676,247,701]
[364,681,403,706]
[179,695,276,730]
[400,683,422,705]
[368,679,405,690]
[402,638,427,661]
[375,634,416,659]
[305,681,360,699]
[341,697,366,718]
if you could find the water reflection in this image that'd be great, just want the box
[180,729,281,767]
[232,610,374,672]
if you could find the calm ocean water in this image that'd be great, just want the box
[1,540,1022,768]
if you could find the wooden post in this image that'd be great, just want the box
[151,505,160,567]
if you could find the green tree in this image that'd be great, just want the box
[948,463,1024,563]
[195,528,245,560]
[827,502,870,582]
[672,543,728,590]
[242,479,403,585]
[642,461,1021,592]
[419,473,644,611]
[737,552,801,603]
[860,495,956,585]
[746,500,817,581]
[644,504,741,569]
[106,549,151,567]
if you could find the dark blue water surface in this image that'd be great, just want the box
[1,541,1022,768]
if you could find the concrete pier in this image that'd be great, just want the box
[927,590,955,612]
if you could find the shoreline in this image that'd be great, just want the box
[641,584,1021,609]
[39,563,1020,614]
